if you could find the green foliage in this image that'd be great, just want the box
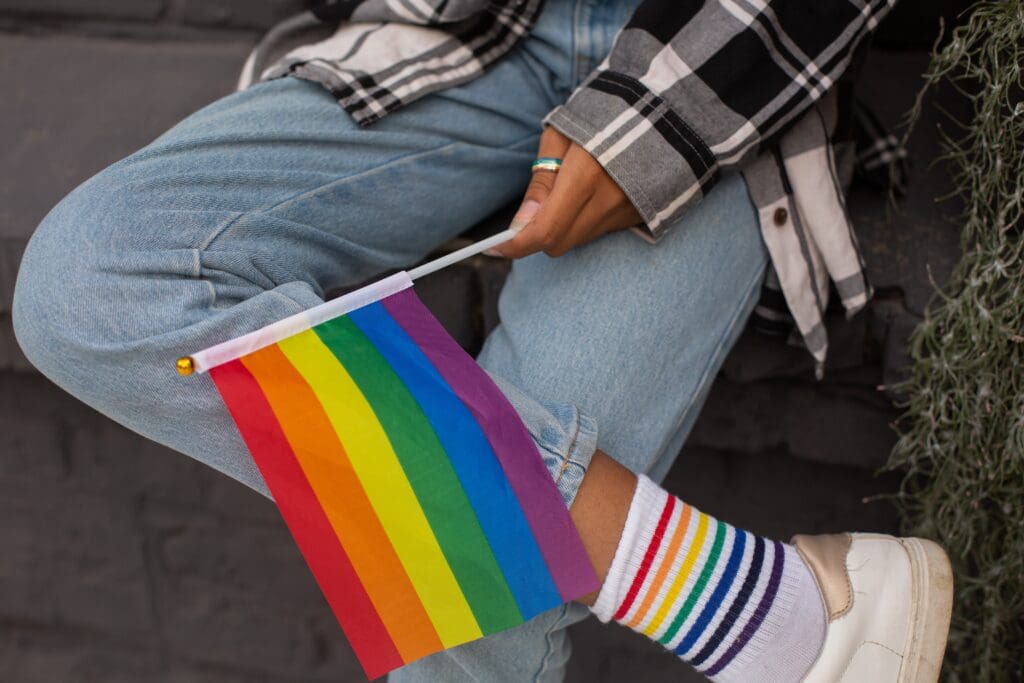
[888,2,1024,681]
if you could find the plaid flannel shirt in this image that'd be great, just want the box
[262,0,903,374]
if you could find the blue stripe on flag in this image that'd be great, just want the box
[349,302,562,619]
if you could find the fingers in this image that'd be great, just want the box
[499,142,599,258]
[516,172,641,257]
[490,128,570,257]
[537,125,572,162]
[518,127,570,214]
[493,128,641,259]
[516,168,557,226]
[498,171,590,258]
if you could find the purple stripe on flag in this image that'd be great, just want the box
[383,288,599,602]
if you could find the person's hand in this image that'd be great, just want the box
[494,127,642,258]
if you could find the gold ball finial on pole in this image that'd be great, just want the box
[175,356,195,376]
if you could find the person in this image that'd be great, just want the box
[12,0,952,680]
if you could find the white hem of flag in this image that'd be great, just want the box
[188,271,414,374]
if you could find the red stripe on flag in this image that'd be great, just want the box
[612,495,676,622]
[210,359,403,679]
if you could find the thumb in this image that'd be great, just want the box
[485,198,540,256]
[511,197,542,232]
[516,159,558,225]
[490,127,570,256]
[485,172,550,255]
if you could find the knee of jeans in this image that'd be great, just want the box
[16,188,109,382]
[12,174,189,393]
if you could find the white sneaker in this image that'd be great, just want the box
[794,533,954,683]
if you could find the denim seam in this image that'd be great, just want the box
[570,0,585,88]
[193,130,540,310]
[536,408,579,462]
[553,418,581,487]
[196,130,541,255]
[189,248,220,309]
[531,603,579,682]
[265,287,314,315]
[554,455,572,486]
[196,255,319,313]
[536,433,574,478]
[534,407,577,456]
[555,411,598,507]
[195,143,457,253]
[532,604,563,682]
[565,414,597,474]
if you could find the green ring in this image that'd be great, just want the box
[531,157,563,171]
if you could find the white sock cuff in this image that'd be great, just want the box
[590,474,666,622]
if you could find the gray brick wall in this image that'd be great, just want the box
[0,2,960,681]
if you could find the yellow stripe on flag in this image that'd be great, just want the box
[278,330,482,647]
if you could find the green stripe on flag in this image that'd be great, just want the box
[314,316,522,635]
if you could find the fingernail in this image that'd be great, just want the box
[510,199,540,232]
[483,248,503,257]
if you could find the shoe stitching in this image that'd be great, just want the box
[864,640,905,657]
[895,538,924,683]
[837,640,905,681]
[834,544,856,620]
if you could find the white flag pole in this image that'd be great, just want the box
[407,226,519,281]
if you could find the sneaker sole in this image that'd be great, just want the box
[897,538,954,683]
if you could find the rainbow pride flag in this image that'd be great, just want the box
[183,272,598,679]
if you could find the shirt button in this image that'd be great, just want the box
[773,207,788,226]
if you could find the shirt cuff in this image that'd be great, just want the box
[544,71,719,241]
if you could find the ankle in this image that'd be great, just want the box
[567,451,638,605]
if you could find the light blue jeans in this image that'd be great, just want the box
[13,0,768,679]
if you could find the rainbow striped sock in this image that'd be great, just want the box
[592,476,826,682]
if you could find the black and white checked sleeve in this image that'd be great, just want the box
[544,0,897,239]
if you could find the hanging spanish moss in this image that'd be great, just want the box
[888,2,1024,681]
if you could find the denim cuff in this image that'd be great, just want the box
[488,374,599,509]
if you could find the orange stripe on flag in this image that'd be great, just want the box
[241,345,442,663]
[209,359,401,678]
